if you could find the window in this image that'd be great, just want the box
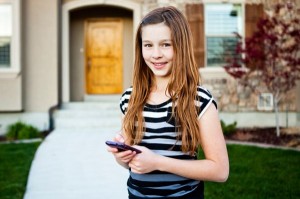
[0,3,12,68]
[257,93,273,111]
[0,0,21,77]
[205,3,243,67]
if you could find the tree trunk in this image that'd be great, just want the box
[274,98,280,137]
[286,104,289,128]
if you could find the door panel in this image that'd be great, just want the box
[85,19,123,94]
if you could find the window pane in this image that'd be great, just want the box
[206,37,238,66]
[0,37,10,67]
[0,4,12,68]
[205,4,242,67]
[205,4,241,35]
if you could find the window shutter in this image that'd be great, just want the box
[186,4,205,68]
[245,4,264,69]
[245,4,264,38]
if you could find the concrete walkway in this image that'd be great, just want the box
[23,127,129,199]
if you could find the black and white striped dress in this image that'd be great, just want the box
[120,86,217,199]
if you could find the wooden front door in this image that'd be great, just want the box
[85,19,123,94]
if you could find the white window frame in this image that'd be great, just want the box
[257,93,274,111]
[0,0,21,78]
[200,0,245,77]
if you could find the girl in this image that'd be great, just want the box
[107,6,229,199]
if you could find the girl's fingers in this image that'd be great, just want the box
[122,151,136,162]
[115,150,136,160]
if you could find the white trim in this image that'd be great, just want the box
[62,0,141,102]
[0,68,20,78]
[200,67,232,79]
[201,67,226,73]
[219,112,300,128]
[202,0,248,3]
[0,112,49,135]
[0,0,21,78]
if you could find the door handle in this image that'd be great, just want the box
[87,59,91,71]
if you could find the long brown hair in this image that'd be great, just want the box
[123,6,201,153]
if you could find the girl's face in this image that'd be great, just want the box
[141,23,174,79]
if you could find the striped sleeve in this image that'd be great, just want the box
[119,87,132,115]
[196,86,217,118]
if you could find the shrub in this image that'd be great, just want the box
[17,126,39,140]
[5,122,40,140]
[5,122,27,140]
[221,120,237,135]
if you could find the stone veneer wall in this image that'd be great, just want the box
[203,77,297,112]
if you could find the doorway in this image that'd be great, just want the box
[68,5,134,101]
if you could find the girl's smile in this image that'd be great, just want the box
[152,62,168,69]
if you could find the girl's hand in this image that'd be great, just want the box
[129,146,159,174]
[107,134,136,165]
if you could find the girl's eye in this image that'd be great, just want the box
[144,44,152,47]
[162,43,172,47]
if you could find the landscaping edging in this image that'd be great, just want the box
[0,138,43,144]
[226,140,300,152]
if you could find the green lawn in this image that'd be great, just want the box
[0,142,40,199]
[0,142,299,199]
[204,144,300,199]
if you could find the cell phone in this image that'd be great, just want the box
[105,141,142,154]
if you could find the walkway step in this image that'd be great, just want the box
[84,94,121,102]
[55,117,121,128]
[61,102,120,110]
[55,109,120,118]
[54,102,122,129]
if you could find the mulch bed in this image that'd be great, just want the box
[0,130,49,143]
[225,127,300,149]
[0,136,6,142]
[1,128,300,149]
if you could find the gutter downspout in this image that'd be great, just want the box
[48,0,62,132]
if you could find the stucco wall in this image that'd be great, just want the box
[22,0,58,111]
[0,77,22,111]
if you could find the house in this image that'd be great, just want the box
[0,0,299,135]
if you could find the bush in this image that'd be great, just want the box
[17,126,39,140]
[5,122,40,140]
[6,122,27,140]
[221,120,237,135]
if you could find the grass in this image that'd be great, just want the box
[204,144,300,199]
[0,142,299,199]
[0,142,40,199]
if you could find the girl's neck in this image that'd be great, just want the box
[147,77,170,105]
[152,76,169,93]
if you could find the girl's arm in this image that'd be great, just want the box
[129,103,229,182]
